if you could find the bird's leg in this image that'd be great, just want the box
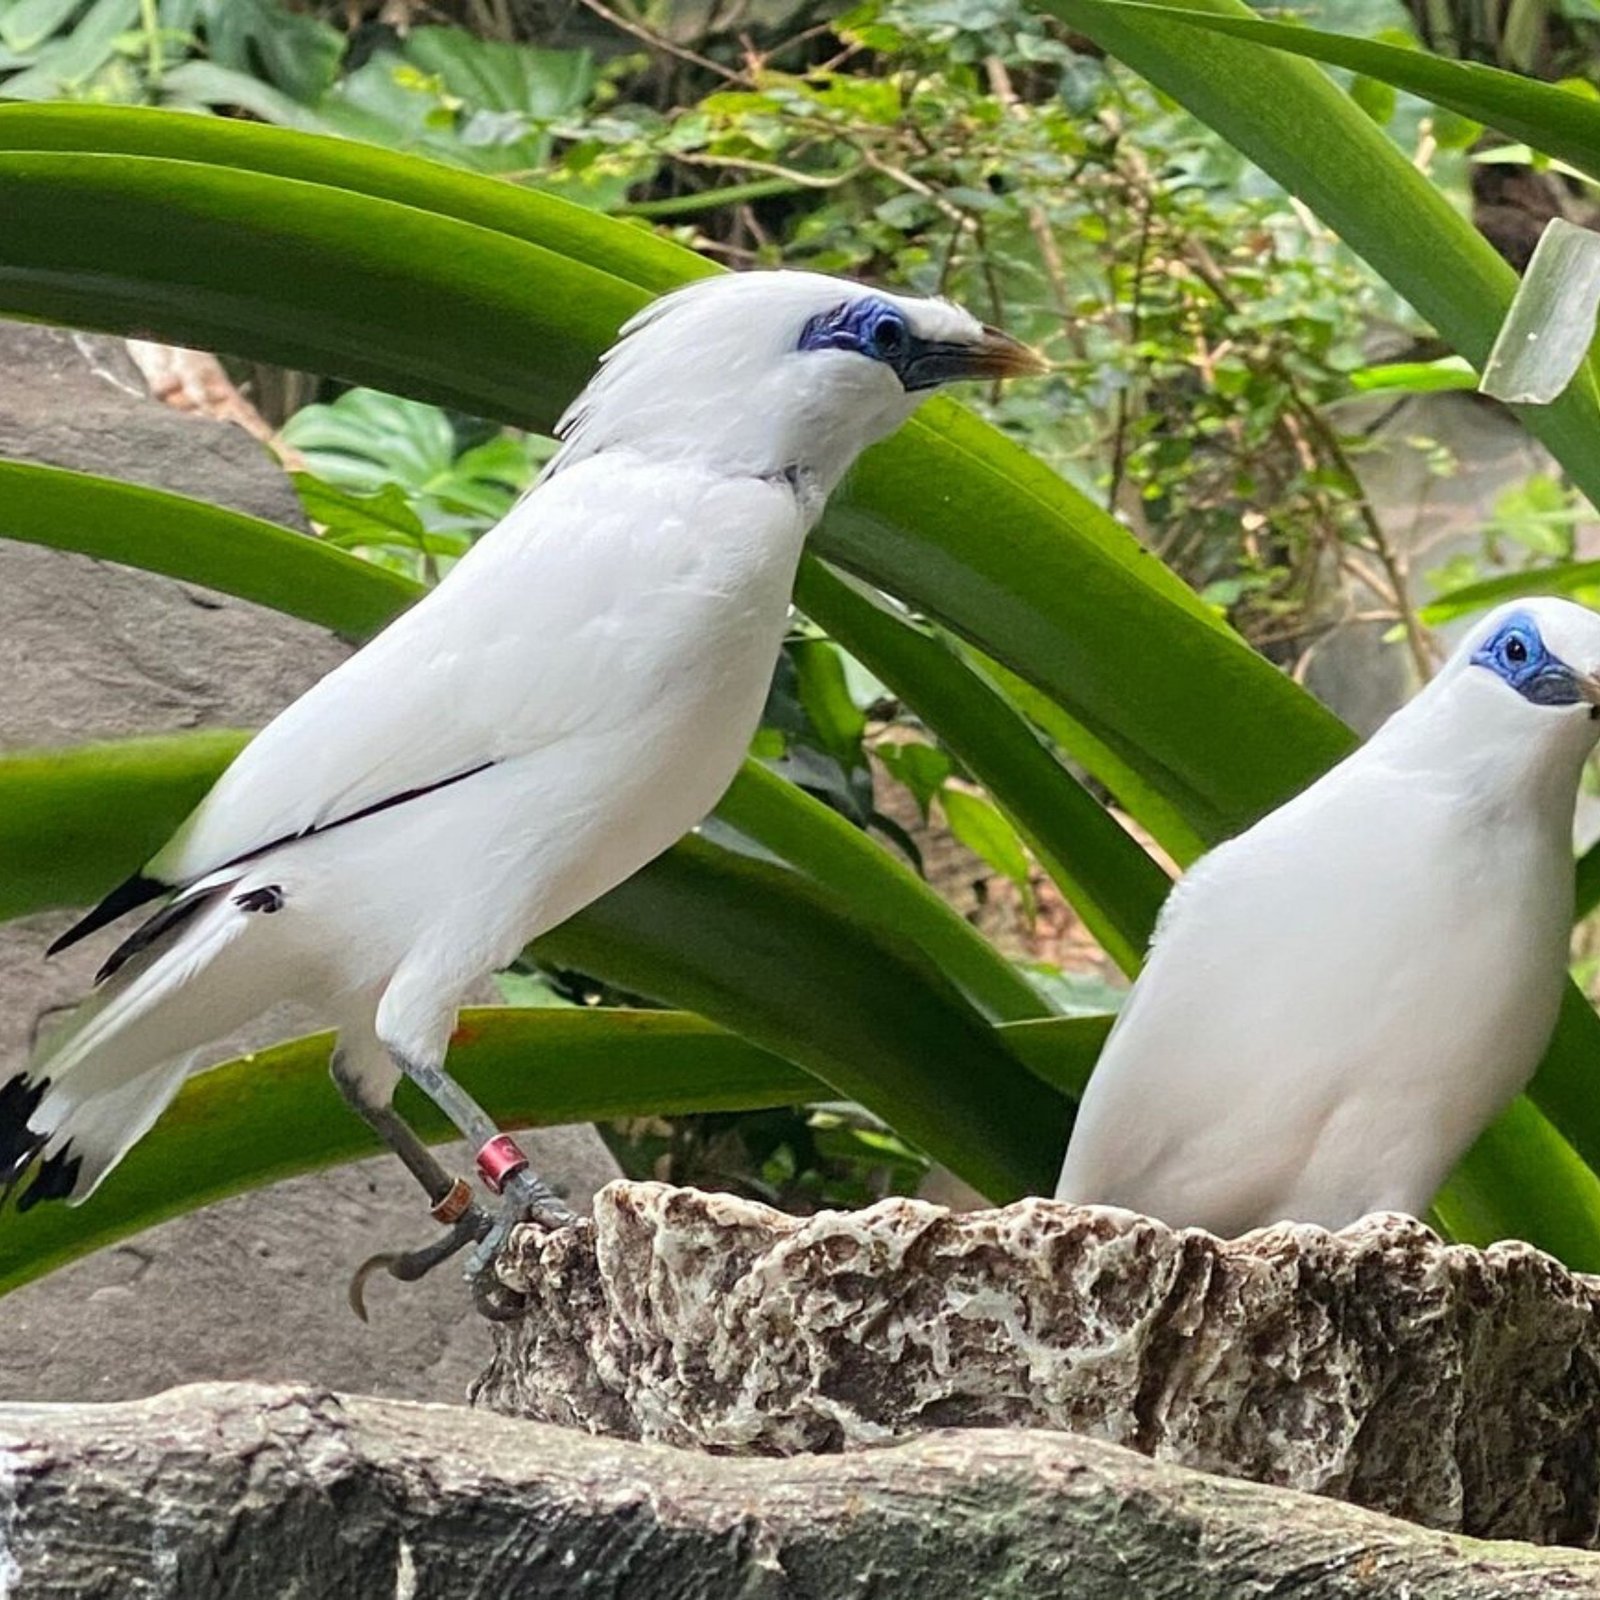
[390,1051,578,1279]
[330,1049,496,1319]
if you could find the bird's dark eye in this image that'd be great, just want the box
[868,311,909,360]
[1504,634,1529,665]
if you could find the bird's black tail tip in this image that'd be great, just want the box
[0,1071,71,1211]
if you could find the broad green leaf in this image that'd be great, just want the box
[535,835,1069,1201]
[1437,1093,1600,1271]
[966,648,1208,867]
[1481,218,1600,405]
[0,460,419,640]
[0,1009,820,1297]
[0,732,248,920]
[998,1014,1116,1100]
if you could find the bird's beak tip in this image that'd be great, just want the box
[975,325,1050,380]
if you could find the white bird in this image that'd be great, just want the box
[3,270,1042,1296]
[1055,596,1600,1237]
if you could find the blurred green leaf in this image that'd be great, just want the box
[0,459,419,640]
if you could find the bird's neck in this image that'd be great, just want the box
[1370,689,1591,832]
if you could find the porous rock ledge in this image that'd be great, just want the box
[478,1179,1600,1550]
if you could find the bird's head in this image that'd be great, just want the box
[1459,599,1600,717]
[548,270,1045,496]
[1412,598,1600,785]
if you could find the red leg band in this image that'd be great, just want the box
[476,1134,529,1196]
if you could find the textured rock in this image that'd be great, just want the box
[0,320,622,1402]
[3,1381,1599,1599]
[480,1181,1600,1549]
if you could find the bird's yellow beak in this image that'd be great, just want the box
[970,325,1051,381]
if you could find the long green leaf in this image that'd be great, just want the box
[0,104,1356,841]
[0,1009,819,1298]
[797,562,1172,973]
[0,732,249,919]
[1480,218,1600,406]
[992,1014,1117,1101]
[1057,0,1600,192]
[1038,0,1600,516]
[716,760,1050,1025]
[0,460,419,640]
[1436,1092,1600,1271]
[535,835,1069,1200]
[1421,559,1600,624]
[0,730,1067,1202]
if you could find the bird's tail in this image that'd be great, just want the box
[1,881,263,1210]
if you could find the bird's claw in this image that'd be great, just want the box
[463,1168,581,1318]
[347,1202,494,1322]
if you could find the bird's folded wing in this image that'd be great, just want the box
[145,493,611,890]
[140,454,801,893]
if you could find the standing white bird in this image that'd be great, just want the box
[3,270,1042,1298]
[1056,596,1600,1237]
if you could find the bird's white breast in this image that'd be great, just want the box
[1056,756,1575,1234]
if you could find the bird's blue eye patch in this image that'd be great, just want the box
[799,298,913,370]
[1471,611,1587,706]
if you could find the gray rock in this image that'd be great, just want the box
[0,321,621,1402]
[480,1181,1600,1549]
[2,1380,1598,1598]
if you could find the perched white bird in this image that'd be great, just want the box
[4,270,1042,1292]
[1056,596,1600,1237]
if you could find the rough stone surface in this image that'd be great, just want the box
[481,1181,1600,1549]
[0,321,622,1402]
[2,1381,1597,1599]
[0,1132,621,1408]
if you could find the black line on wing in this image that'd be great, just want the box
[212,760,498,876]
[46,761,497,964]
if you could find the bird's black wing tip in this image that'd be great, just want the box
[45,873,169,959]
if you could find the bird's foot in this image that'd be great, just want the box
[347,1176,493,1322]
[464,1139,581,1319]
